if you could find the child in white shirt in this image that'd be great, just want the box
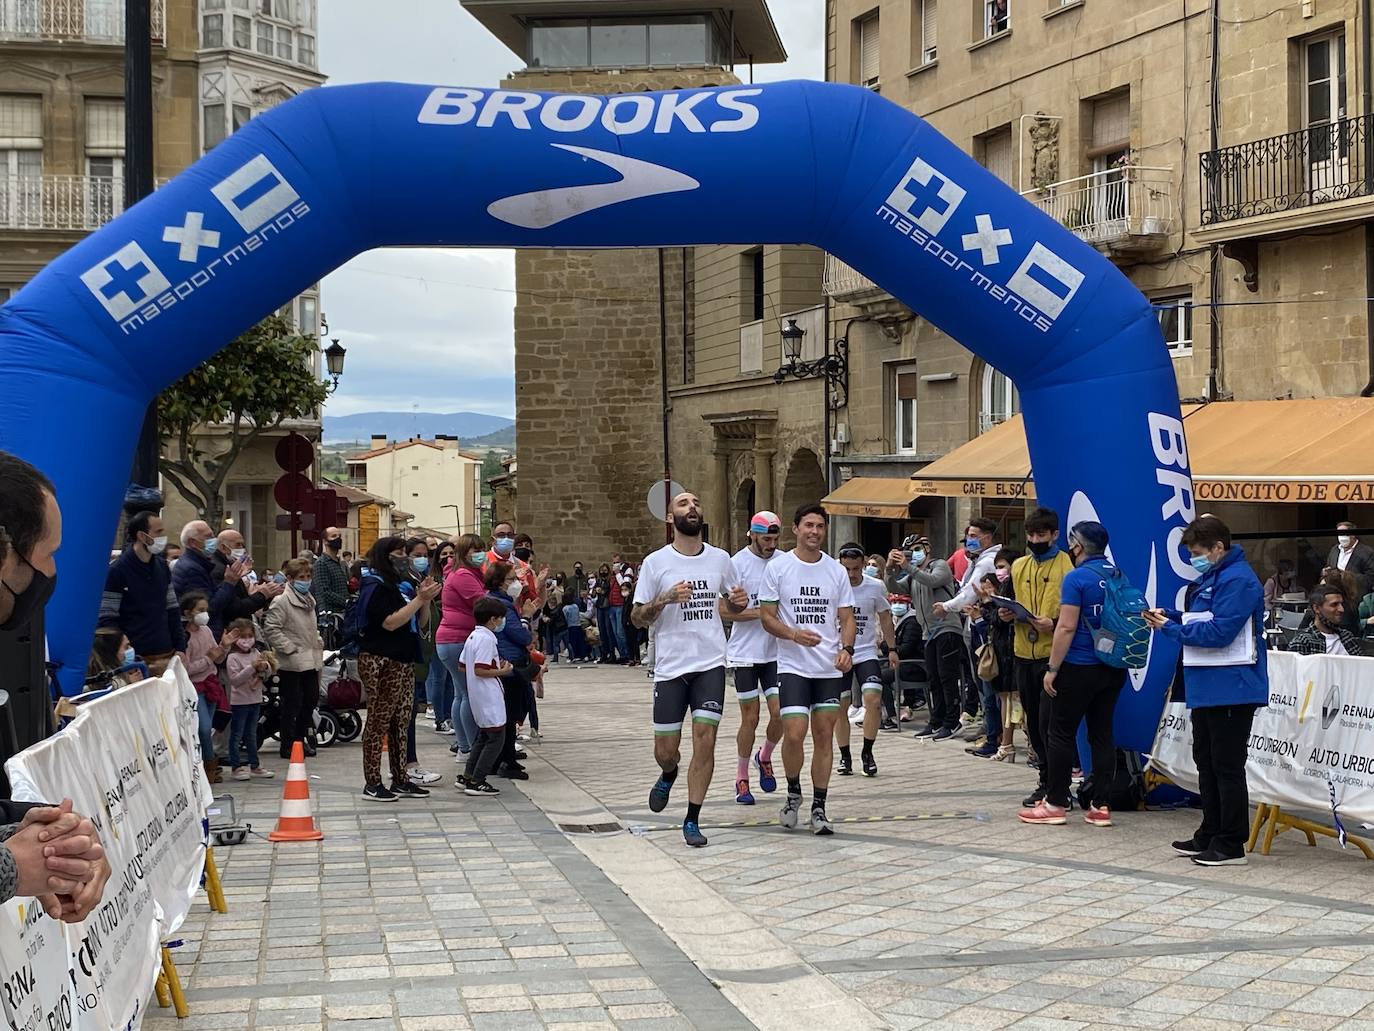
[459,599,513,796]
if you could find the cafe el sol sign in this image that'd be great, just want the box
[914,478,1374,504]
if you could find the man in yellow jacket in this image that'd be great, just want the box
[1002,507,1074,808]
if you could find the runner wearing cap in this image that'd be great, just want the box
[760,503,856,835]
[632,491,749,848]
[723,511,784,804]
[833,542,897,777]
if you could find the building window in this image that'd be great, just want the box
[983,0,1009,39]
[0,287,14,305]
[978,127,1013,185]
[917,0,937,64]
[741,248,764,322]
[528,15,724,69]
[980,364,1019,433]
[232,14,250,47]
[202,12,224,46]
[855,11,880,88]
[297,294,318,336]
[232,104,251,132]
[1154,293,1193,357]
[1087,91,1130,229]
[298,32,315,67]
[203,103,226,151]
[895,365,919,453]
[85,98,124,224]
[0,96,42,227]
[1304,30,1348,196]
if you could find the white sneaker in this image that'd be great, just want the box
[810,807,834,836]
[848,707,864,727]
[455,750,470,764]
[407,766,442,786]
[779,795,801,830]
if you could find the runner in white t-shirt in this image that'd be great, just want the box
[759,504,856,836]
[833,543,897,778]
[724,511,783,806]
[632,491,748,849]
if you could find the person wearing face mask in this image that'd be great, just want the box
[886,536,964,740]
[210,528,285,628]
[833,544,896,777]
[311,526,350,615]
[966,551,1020,760]
[172,521,242,637]
[180,592,228,782]
[1144,515,1267,866]
[400,539,443,788]
[436,534,491,760]
[263,558,325,760]
[98,511,185,677]
[878,597,924,728]
[485,521,518,567]
[222,618,276,781]
[1326,522,1374,596]
[481,561,534,781]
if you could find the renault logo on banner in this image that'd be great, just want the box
[1322,682,1343,730]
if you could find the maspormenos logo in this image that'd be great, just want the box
[80,153,310,334]
[876,155,1085,333]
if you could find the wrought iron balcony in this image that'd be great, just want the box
[1200,115,1374,224]
[0,0,165,43]
[1022,165,1174,251]
[0,174,129,231]
[823,254,886,303]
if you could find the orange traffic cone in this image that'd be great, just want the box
[267,741,323,842]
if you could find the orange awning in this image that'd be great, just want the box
[911,398,1374,504]
[823,476,918,519]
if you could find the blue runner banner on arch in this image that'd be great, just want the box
[0,81,1198,747]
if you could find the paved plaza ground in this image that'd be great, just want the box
[147,663,1374,1031]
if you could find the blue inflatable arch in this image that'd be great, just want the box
[0,81,1196,745]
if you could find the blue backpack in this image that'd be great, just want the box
[337,574,381,658]
[1084,560,1150,670]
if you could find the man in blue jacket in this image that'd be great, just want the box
[1146,515,1267,867]
[171,520,243,635]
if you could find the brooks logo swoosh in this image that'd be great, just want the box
[487,144,700,230]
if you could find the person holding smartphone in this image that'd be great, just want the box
[1144,515,1267,867]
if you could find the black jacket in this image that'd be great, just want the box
[1327,541,1374,594]
[211,552,271,624]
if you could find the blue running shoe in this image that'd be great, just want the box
[682,821,708,848]
[753,749,777,793]
[735,779,755,805]
[648,775,674,813]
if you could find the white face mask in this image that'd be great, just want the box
[230,547,247,561]
[193,611,210,627]
[147,534,167,555]
[1339,535,1355,548]
[505,581,522,601]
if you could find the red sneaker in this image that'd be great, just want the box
[1018,800,1067,825]
[1084,805,1112,827]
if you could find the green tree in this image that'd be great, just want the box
[158,314,329,530]
[480,449,504,483]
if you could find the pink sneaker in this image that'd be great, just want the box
[232,767,250,781]
[1018,800,1067,825]
[1084,805,1112,827]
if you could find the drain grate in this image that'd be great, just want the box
[558,821,624,835]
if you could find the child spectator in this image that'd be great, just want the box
[181,592,228,784]
[458,597,513,796]
[223,617,275,782]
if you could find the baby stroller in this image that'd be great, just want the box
[321,650,363,743]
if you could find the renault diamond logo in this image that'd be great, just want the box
[1322,682,1342,729]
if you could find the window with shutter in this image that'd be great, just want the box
[920,0,937,64]
[0,95,42,147]
[857,12,880,87]
[981,129,1013,185]
[1090,92,1130,156]
[84,99,124,157]
[895,366,919,453]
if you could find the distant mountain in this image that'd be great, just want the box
[465,424,516,449]
[324,411,514,444]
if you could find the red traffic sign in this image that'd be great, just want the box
[273,472,314,512]
[275,512,318,531]
[275,432,314,474]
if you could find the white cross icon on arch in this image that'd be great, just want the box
[961,214,1013,266]
[163,211,221,263]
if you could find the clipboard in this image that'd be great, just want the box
[990,596,1035,622]
[1181,612,1257,666]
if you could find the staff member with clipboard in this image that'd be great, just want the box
[1144,515,1267,868]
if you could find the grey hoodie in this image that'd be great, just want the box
[886,559,963,640]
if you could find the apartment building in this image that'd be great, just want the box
[346,435,483,540]
[0,0,327,567]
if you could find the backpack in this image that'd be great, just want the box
[1077,748,1146,812]
[1083,560,1150,669]
[336,574,381,658]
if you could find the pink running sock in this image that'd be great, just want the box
[736,756,749,782]
[760,740,776,763]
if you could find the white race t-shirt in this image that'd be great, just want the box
[633,542,740,682]
[849,575,891,663]
[726,546,777,666]
[461,626,506,729]
[760,550,856,678]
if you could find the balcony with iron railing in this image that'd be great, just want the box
[1197,114,1374,241]
[823,254,914,323]
[0,0,165,43]
[1022,165,1174,253]
[0,174,132,231]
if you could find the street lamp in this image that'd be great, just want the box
[441,503,462,534]
[772,318,849,407]
[324,338,347,393]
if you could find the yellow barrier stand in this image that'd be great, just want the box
[1247,802,1374,859]
[203,847,228,915]
[155,945,189,1018]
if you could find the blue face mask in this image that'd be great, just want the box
[468,552,485,567]
[494,538,515,557]
[292,580,311,595]
[412,556,429,574]
[965,538,983,553]
[1190,554,1215,574]
[910,550,926,568]
[863,565,879,579]
[272,572,287,584]
[123,646,136,666]
[891,604,909,619]
[203,538,218,555]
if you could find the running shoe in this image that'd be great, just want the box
[649,774,675,813]
[1084,805,1112,827]
[465,780,500,797]
[499,765,530,781]
[454,773,470,790]
[810,806,834,836]
[879,718,900,733]
[407,765,441,786]
[1022,787,1046,807]
[735,779,755,805]
[249,767,274,779]
[682,821,708,848]
[837,755,853,776]
[1192,849,1247,867]
[861,753,877,777]
[967,741,999,759]
[847,705,863,726]
[392,781,430,799]
[1171,837,1207,857]
[753,750,777,793]
[931,727,955,741]
[913,724,938,739]
[362,783,396,803]
[779,794,802,830]
[1017,800,1067,825]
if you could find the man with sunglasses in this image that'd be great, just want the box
[760,504,856,835]
[723,511,784,805]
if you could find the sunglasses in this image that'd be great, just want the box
[838,548,865,559]
[751,523,782,535]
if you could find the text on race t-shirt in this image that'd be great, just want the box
[726,546,777,666]
[633,542,739,682]
[760,550,856,679]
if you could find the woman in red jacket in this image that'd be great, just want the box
[436,533,488,755]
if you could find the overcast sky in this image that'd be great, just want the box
[316,0,824,419]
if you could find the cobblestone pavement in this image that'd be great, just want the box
[149,663,1374,1031]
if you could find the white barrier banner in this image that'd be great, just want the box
[0,661,211,1031]
[1153,650,1374,826]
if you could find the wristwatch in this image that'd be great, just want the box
[1046,665,1060,674]
[842,644,856,655]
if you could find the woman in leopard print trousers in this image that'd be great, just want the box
[359,653,414,790]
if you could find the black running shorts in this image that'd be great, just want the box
[778,673,844,718]
[652,666,727,736]
[733,661,779,702]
